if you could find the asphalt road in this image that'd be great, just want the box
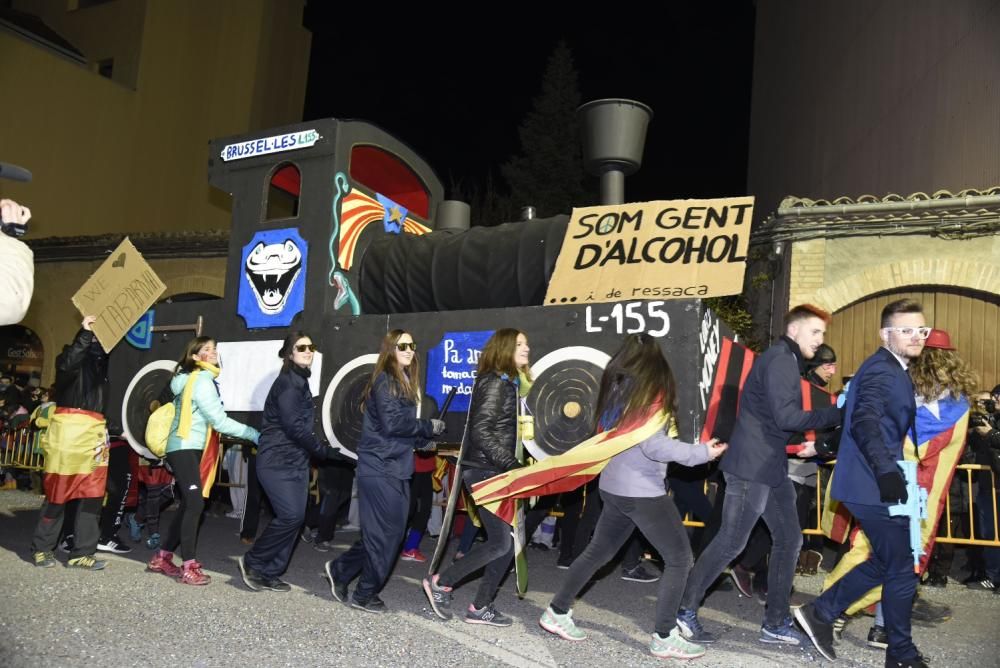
[1,489,997,667]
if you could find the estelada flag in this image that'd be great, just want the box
[471,407,670,525]
[700,336,836,445]
[40,408,109,504]
[821,394,970,614]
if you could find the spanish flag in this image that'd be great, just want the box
[40,408,109,505]
[821,394,970,613]
[471,407,670,525]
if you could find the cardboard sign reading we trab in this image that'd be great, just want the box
[71,238,166,352]
[544,197,755,306]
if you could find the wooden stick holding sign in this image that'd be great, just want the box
[71,238,167,352]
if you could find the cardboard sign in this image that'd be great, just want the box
[544,197,755,306]
[71,238,166,352]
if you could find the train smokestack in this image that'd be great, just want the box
[577,98,653,205]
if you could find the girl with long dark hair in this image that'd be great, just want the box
[423,328,531,626]
[325,329,444,612]
[238,331,336,592]
[147,336,259,586]
[538,333,727,660]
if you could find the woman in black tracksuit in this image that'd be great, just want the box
[238,330,334,592]
[325,329,444,612]
[423,328,531,627]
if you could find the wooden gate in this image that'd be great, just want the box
[827,286,1000,392]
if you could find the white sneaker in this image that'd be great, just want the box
[96,539,132,555]
[539,606,587,641]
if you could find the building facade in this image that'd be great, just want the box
[0,0,310,384]
[747,0,1000,390]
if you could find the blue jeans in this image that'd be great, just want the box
[813,502,918,661]
[553,491,692,636]
[680,472,802,627]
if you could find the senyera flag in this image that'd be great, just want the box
[471,406,670,525]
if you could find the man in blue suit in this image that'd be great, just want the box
[796,298,929,668]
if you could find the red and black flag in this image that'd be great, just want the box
[699,337,837,446]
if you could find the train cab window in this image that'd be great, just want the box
[265,163,300,220]
[349,145,430,219]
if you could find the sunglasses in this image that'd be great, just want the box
[294,344,317,352]
[396,342,417,352]
[882,326,932,340]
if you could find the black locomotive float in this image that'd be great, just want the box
[113,106,735,463]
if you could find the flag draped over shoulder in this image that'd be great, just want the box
[41,408,109,504]
[200,431,220,499]
[821,394,970,614]
[471,408,670,525]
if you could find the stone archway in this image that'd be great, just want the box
[159,274,225,300]
[826,285,999,392]
[811,258,999,314]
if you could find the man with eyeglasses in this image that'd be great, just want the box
[796,298,929,668]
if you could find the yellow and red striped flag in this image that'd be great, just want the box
[822,394,970,613]
[471,407,670,524]
[200,430,221,499]
[40,408,109,504]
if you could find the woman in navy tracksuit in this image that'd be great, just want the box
[325,329,444,612]
[238,330,334,592]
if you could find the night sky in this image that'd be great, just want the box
[302,4,755,211]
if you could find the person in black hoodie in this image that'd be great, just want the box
[324,329,443,612]
[423,328,530,627]
[30,315,109,570]
[238,331,337,592]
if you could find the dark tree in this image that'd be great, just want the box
[501,41,591,219]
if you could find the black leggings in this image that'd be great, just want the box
[99,445,132,542]
[162,449,204,561]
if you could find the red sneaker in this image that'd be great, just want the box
[179,560,211,586]
[400,548,428,563]
[147,551,182,578]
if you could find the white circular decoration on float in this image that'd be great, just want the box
[321,354,378,460]
[122,359,176,460]
[524,346,610,461]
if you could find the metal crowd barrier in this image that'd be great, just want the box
[796,463,1000,547]
[673,463,1000,547]
[0,426,44,471]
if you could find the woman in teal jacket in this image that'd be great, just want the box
[147,336,259,586]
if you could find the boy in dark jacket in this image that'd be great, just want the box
[676,305,841,645]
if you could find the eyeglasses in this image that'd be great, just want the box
[294,344,317,352]
[396,342,417,352]
[882,326,932,339]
